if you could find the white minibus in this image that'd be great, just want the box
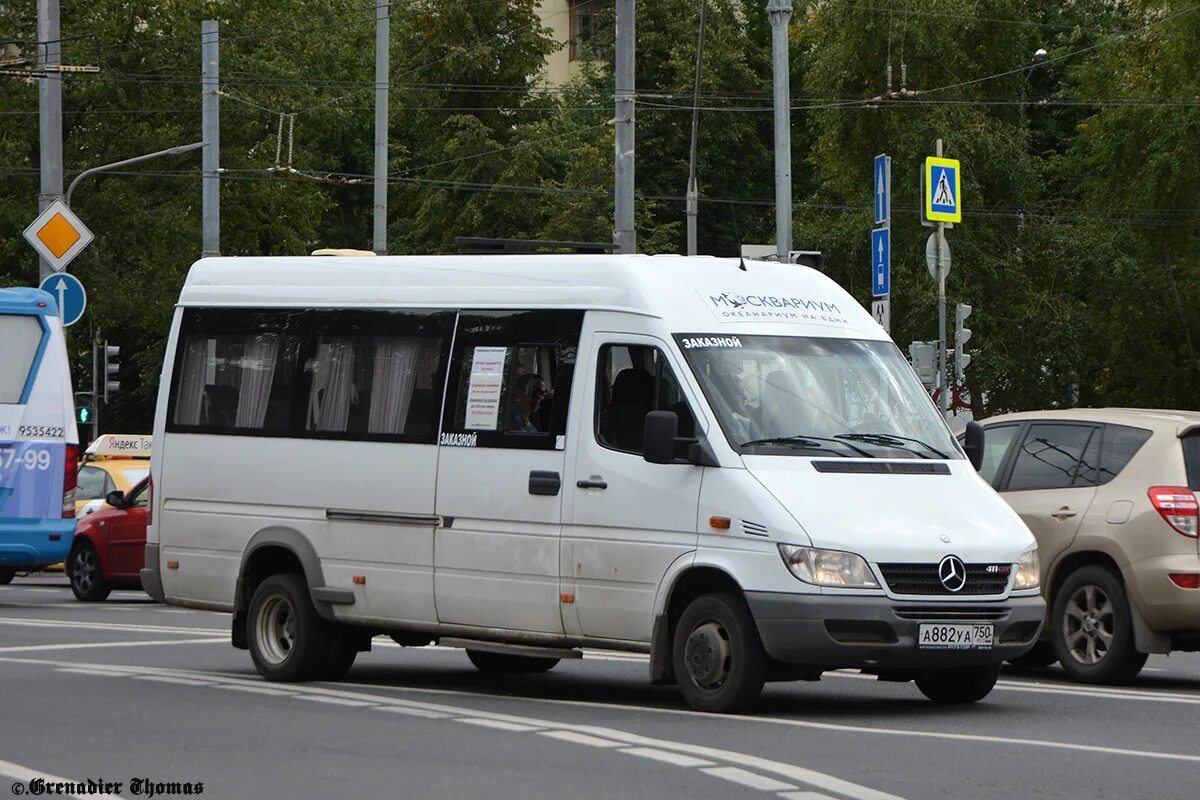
[0,287,79,583]
[145,255,1043,712]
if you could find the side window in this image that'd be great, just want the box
[127,481,150,508]
[442,311,583,449]
[76,466,108,501]
[596,344,696,454]
[979,424,1019,488]
[1097,424,1153,485]
[1007,423,1098,492]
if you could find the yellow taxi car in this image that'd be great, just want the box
[75,434,152,518]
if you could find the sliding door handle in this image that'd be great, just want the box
[529,470,561,496]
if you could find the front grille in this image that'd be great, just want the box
[878,563,1011,595]
[893,606,1011,621]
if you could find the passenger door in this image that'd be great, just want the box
[998,422,1101,572]
[433,311,583,634]
[108,480,149,577]
[562,333,704,643]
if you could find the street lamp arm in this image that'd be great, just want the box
[65,141,207,206]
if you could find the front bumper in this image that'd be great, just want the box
[747,591,1045,669]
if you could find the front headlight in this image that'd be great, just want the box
[1014,549,1040,590]
[778,544,880,588]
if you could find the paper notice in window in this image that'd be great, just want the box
[464,346,508,430]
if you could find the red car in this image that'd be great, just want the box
[66,477,149,601]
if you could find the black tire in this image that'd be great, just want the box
[247,573,331,682]
[0,569,14,585]
[67,542,111,602]
[1051,565,1147,685]
[466,649,559,674]
[1007,641,1058,668]
[915,663,1001,704]
[672,592,766,713]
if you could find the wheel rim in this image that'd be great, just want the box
[1062,584,1115,665]
[255,594,297,666]
[72,549,95,593]
[684,620,732,690]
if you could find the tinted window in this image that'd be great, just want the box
[0,315,44,404]
[1183,434,1200,491]
[1073,430,1101,486]
[597,345,696,454]
[979,424,1019,487]
[168,308,453,443]
[1097,425,1152,485]
[76,466,113,501]
[1008,424,1098,491]
[442,311,583,449]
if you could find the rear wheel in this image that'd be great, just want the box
[672,592,766,713]
[1007,641,1058,668]
[466,650,559,674]
[1051,566,1147,685]
[247,573,330,682]
[68,542,111,602]
[915,663,1001,704]
[0,569,14,585]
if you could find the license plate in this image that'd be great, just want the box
[918,623,994,650]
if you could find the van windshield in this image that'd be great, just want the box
[675,334,961,459]
[0,315,44,404]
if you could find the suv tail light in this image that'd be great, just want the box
[62,444,78,518]
[1148,486,1199,538]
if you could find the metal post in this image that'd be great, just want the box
[936,138,948,419]
[373,1,389,255]
[614,0,636,254]
[66,142,206,207]
[201,21,220,258]
[767,0,793,260]
[37,0,63,283]
[91,328,100,437]
[685,0,708,256]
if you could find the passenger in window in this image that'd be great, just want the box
[507,373,547,433]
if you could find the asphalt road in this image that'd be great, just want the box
[2,575,1198,800]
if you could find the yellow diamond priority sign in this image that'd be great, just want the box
[23,199,94,271]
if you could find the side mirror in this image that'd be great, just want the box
[643,411,679,464]
[105,490,125,508]
[963,421,985,471]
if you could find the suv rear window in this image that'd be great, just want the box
[1183,434,1200,491]
[0,315,44,404]
[1097,424,1152,485]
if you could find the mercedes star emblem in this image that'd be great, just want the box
[938,555,967,593]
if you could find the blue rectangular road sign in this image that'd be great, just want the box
[871,227,890,297]
[874,154,890,224]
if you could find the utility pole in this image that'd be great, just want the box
[614,0,636,254]
[373,1,389,255]
[767,0,793,261]
[936,138,949,418]
[37,0,63,284]
[685,0,708,256]
[201,21,220,258]
[91,328,100,436]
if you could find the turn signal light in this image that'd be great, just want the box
[352,575,366,585]
[1169,573,1199,589]
[709,516,731,530]
[1147,487,1199,538]
[166,560,179,569]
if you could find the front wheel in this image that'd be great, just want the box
[915,663,1001,704]
[0,569,14,585]
[1051,565,1147,684]
[68,542,111,602]
[466,650,559,674]
[672,592,766,713]
[247,573,331,682]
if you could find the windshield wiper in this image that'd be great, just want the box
[835,432,950,460]
[741,435,873,458]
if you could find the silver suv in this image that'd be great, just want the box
[978,409,1199,683]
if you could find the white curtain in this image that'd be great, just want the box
[174,336,210,425]
[312,338,356,432]
[234,334,280,429]
[367,338,420,435]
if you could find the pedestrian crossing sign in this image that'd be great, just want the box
[925,157,961,223]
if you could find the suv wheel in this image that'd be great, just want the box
[1051,565,1147,684]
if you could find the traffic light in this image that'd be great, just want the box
[954,304,973,383]
[103,342,120,401]
[74,392,95,425]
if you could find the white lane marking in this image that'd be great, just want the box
[133,674,213,687]
[703,766,796,792]
[216,684,293,697]
[456,718,541,732]
[27,588,59,593]
[0,758,127,800]
[780,793,837,800]
[297,696,376,707]
[539,730,623,748]
[0,616,223,635]
[829,668,1200,703]
[55,667,127,677]
[375,706,448,719]
[2,655,900,800]
[620,747,714,768]
[0,637,224,653]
